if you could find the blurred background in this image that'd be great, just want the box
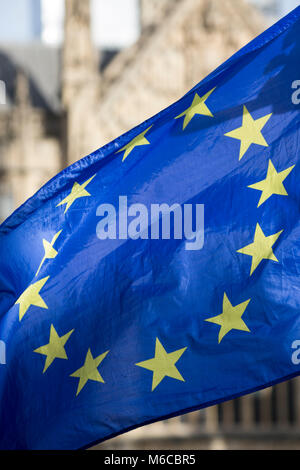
[0,0,299,450]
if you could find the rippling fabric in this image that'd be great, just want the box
[0,7,299,450]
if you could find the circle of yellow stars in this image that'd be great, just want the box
[12,85,295,396]
[13,173,188,395]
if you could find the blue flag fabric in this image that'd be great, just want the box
[0,7,300,450]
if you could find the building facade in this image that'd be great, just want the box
[0,0,266,216]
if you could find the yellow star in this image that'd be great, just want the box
[248,159,295,207]
[136,338,187,391]
[36,230,62,277]
[237,223,283,275]
[57,175,96,213]
[175,88,216,130]
[117,126,153,162]
[225,106,272,160]
[70,348,109,396]
[34,324,74,373]
[16,276,49,321]
[205,293,251,343]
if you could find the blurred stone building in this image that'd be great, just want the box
[1,0,300,450]
[0,0,265,215]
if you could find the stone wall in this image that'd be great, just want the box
[0,0,266,211]
[94,0,265,147]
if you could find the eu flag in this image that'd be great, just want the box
[0,7,300,450]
